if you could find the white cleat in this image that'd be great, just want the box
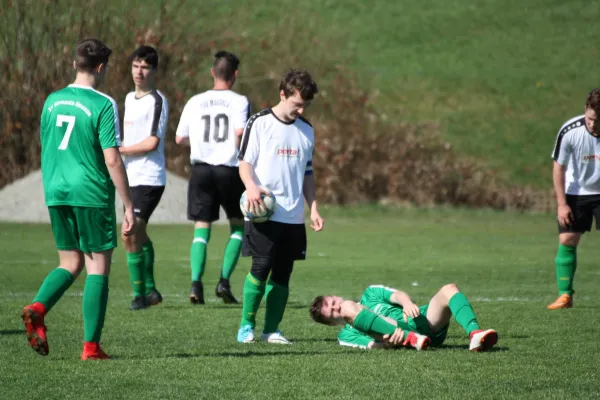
[259,330,293,344]
[469,329,498,351]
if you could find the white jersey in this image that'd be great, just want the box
[238,109,314,224]
[552,114,600,195]
[122,90,168,186]
[176,89,250,167]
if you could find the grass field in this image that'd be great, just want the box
[1,208,599,399]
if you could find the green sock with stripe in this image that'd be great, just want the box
[221,225,244,280]
[127,251,145,297]
[240,273,266,328]
[190,228,211,282]
[555,244,576,295]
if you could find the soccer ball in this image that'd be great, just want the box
[239,186,277,223]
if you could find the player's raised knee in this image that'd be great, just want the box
[440,283,460,296]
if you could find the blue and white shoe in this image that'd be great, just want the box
[237,325,255,343]
[259,330,292,344]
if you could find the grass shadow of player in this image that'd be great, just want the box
[167,349,335,359]
[0,329,25,335]
[435,344,509,352]
[291,338,338,343]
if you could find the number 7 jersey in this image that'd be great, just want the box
[40,84,121,208]
[176,89,250,167]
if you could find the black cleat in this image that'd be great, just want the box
[189,281,205,305]
[146,289,163,306]
[130,295,149,311]
[215,279,239,304]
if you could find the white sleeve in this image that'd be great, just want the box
[553,130,572,166]
[238,114,260,164]
[232,96,250,130]
[176,100,190,138]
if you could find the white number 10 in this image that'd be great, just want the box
[56,114,76,150]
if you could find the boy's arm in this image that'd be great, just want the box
[390,290,421,320]
[120,136,160,155]
[340,300,404,346]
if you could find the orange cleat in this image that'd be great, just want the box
[469,329,498,351]
[81,342,111,360]
[21,303,49,356]
[547,294,573,310]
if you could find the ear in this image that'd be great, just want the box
[210,68,216,79]
[73,60,77,70]
[96,63,105,74]
[234,70,238,78]
[279,90,286,102]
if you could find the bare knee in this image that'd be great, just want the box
[439,283,460,299]
[85,250,113,276]
[559,233,580,247]
[121,233,138,253]
[58,250,84,277]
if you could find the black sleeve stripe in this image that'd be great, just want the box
[298,115,312,127]
[238,108,270,160]
[246,101,252,121]
[552,116,584,160]
[149,90,164,137]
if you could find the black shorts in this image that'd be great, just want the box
[242,220,307,261]
[131,185,165,222]
[187,163,245,222]
[558,194,600,233]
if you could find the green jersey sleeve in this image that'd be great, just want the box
[98,98,121,149]
[360,285,397,306]
[337,325,374,349]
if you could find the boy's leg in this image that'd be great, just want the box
[190,221,211,304]
[426,283,497,351]
[22,206,83,356]
[123,227,147,310]
[216,219,244,304]
[548,232,580,309]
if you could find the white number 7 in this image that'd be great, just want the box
[56,114,76,150]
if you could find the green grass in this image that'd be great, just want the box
[1,208,599,399]
[154,0,600,187]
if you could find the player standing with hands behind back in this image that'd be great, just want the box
[176,51,250,304]
[548,88,600,309]
[21,38,135,360]
[237,69,324,344]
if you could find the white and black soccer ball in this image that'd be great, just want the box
[239,186,277,223]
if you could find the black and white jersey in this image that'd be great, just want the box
[552,114,600,195]
[122,90,168,186]
[176,89,250,167]
[238,109,314,224]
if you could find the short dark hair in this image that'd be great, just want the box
[75,38,112,73]
[309,296,328,325]
[129,45,159,69]
[213,51,240,81]
[279,69,318,101]
[586,88,600,114]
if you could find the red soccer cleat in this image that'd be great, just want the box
[469,329,498,351]
[403,331,431,351]
[81,342,111,360]
[21,303,49,356]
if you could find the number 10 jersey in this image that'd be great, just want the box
[176,89,250,167]
[40,84,121,208]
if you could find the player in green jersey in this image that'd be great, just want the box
[21,38,136,360]
[310,283,498,351]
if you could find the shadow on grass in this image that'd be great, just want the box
[0,329,25,335]
[167,350,333,359]
[291,338,338,343]
[436,344,509,352]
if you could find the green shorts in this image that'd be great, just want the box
[406,305,449,347]
[48,206,117,253]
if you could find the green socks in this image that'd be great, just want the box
[263,280,289,334]
[555,244,576,295]
[33,267,75,312]
[240,273,266,328]
[83,274,109,343]
[142,241,156,294]
[449,292,481,335]
[353,308,398,337]
[190,228,211,282]
[127,251,145,297]
[221,225,243,280]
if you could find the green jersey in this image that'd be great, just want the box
[41,84,121,208]
[337,285,423,349]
